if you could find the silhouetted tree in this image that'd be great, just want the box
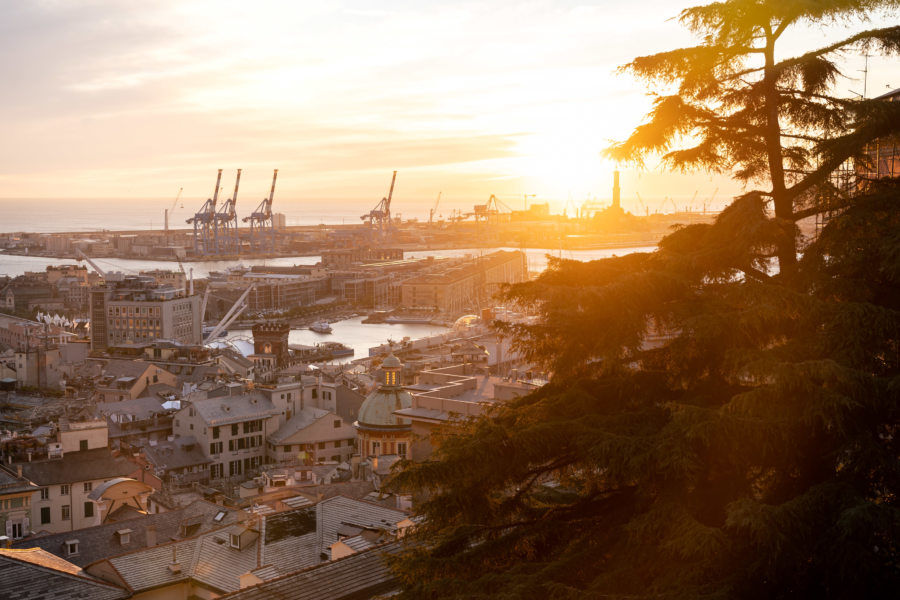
[386,2,900,599]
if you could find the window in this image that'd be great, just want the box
[60,484,69,496]
[66,540,79,556]
[283,445,291,453]
[79,440,88,451]
[229,460,242,476]
[62,505,71,521]
[40,506,51,524]
[331,455,340,462]
[334,440,341,448]
[230,533,241,549]
[334,419,341,428]
[231,424,239,436]
[372,441,381,455]
[397,442,407,459]
[10,521,23,539]
[213,426,220,439]
[40,488,49,500]
[210,463,223,479]
[84,501,94,518]
[83,482,92,493]
[318,442,326,450]
[312,389,318,399]
[210,441,223,455]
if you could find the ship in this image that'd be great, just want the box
[309,321,333,334]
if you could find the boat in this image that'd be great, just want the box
[309,321,332,334]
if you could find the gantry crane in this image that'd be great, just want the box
[243,169,278,252]
[214,169,241,254]
[187,169,223,255]
[360,171,397,244]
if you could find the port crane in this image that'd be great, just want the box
[360,171,397,243]
[472,195,512,224]
[187,169,223,255]
[244,169,278,252]
[214,169,241,254]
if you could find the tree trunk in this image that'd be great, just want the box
[763,29,798,280]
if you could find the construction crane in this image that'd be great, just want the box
[429,192,441,225]
[187,169,223,255]
[635,192,648,216]
[244,169,278,253]
[704,187,719,213]
[360,171,397,244]
[214,169,241,254]
[165,187,183,241]
[203,283,256,343]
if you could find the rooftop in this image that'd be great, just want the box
[16,499,242,567]
[17,448,137,486]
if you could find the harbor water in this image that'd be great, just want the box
[0,246,656,279]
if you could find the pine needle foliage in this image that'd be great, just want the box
[386,2,900,598]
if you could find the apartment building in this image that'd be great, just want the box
[400,250,527,313]
[19,421,137,534]
[172,390,280,481]
[90,275,201,351]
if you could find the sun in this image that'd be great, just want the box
[513,124,616,204]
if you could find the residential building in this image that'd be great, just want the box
[172,390,280,482]
[396,363,544,461]
[12,499,243,567]
[83,496,407,597]
[0,465,39,540]
[20,447,137,534]
[91,359,178,403]
[267,408,357,465]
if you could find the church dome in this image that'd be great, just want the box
[356,354,411,429]
[381,354,402,369]
[357,387,413,428]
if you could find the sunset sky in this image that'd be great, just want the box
[1,1,897,219]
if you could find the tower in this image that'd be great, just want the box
[612,170,621,211]
[252,321,291,368]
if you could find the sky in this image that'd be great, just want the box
[0,0,897,219]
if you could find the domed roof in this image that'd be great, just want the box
[382,353,401,369]
[357,388,412,429]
